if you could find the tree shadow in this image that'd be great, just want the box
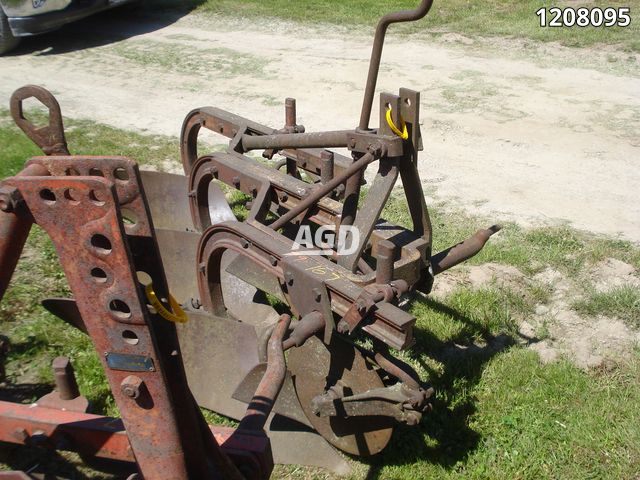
[362,295,517,478]
[5,1,205,57]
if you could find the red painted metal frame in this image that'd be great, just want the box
[0,400,271,479]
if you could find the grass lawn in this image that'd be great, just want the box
[153,0,640,51]
[0,110,639,478]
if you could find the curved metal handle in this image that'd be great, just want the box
[10,85,69,156]
[358,0,435,131]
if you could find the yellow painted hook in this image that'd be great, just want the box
[385,107,409,140]
[144,283,188,323]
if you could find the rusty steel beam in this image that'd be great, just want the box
[0,162,49,301]
[0,158,257,479]
[240,130,351,153]
[0,400,271,479]
[270,151,377,231]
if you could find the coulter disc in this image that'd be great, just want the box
[288,334,394,456]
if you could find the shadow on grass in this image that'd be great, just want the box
[362,296,517,478]
[5,1,205,57]
[0,443,96,480]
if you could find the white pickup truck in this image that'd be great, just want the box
[0,0,139,54]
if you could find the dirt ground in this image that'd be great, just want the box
[1,11,638,241]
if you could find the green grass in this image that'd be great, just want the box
[573,286,640,328]
[1,113,640,479]
[153,0,640,51]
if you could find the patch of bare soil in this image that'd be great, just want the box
[436,260,640,369]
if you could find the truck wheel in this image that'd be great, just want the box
[0,8,20,55]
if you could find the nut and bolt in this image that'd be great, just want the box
[368,142,383,157]
[121,375,144,399]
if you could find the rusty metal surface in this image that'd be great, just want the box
[432,225,502,275]
[239,314,291,431]
[36,357,89,413]
[0,162,49,301]
[139,170,195,231]
[0,400,271,479]
[288,335,393,456]
[0,157,255,479]
[0,0,509,472]
[359,0,434,130]
[179,310,350,474]
[197,221,416,350]
[10,85,69,156]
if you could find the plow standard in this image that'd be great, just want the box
[0,1,501,478]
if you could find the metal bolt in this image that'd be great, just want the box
[188,189,197,198]
[241,239,250,249]
[232,176,241,188]
[198,262,206,274]
[368,142,383,157]
[121,375,144,399]
[348,138,357,149]
[52,356,80,401]
[269,255,278,266]
[321,150,334,184]
[280,193,289,203]
[206,166,218,176]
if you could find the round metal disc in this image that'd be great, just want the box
[288,334,394,456]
